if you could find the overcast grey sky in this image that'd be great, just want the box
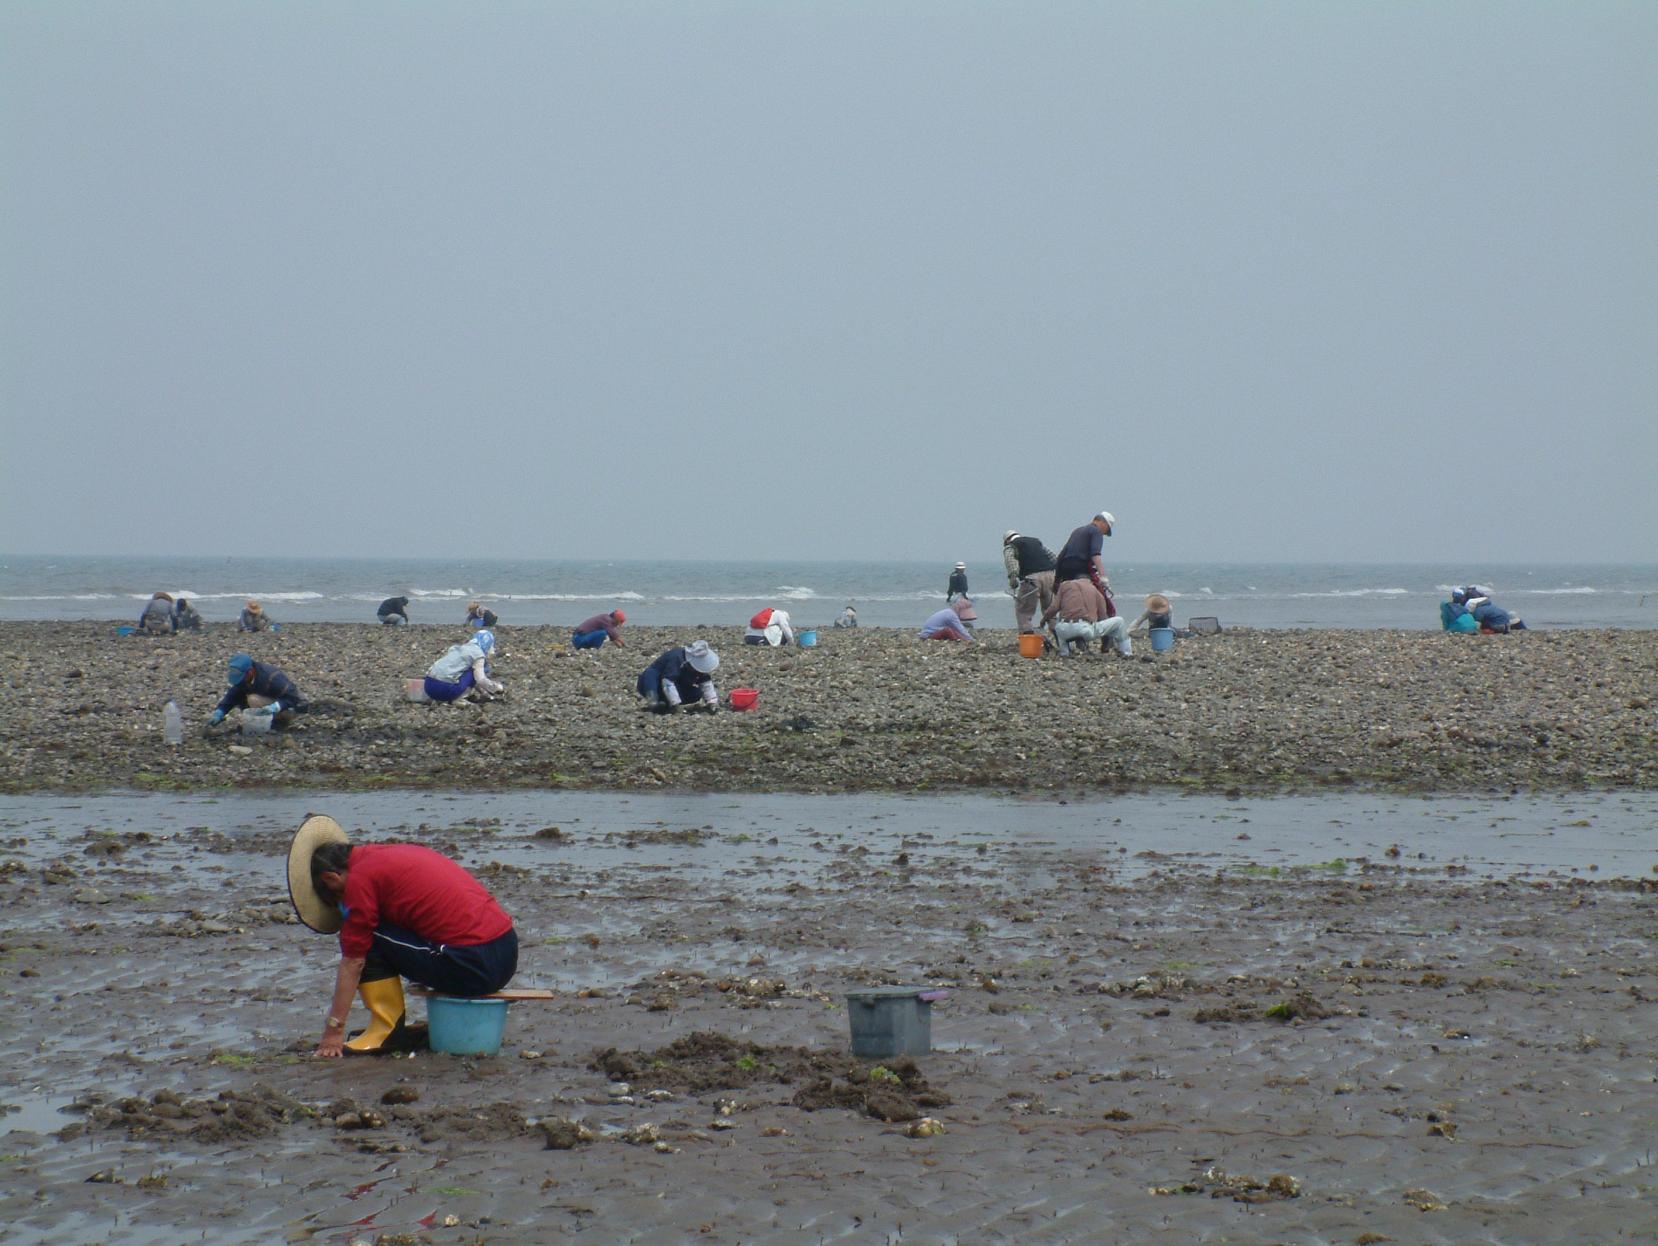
[3,2,1653,564]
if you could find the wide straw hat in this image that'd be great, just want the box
[1146,593,1171,613]
[287,814,349,934]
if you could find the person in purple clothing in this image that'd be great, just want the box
[572,610,627,650]
[919,600,976,643]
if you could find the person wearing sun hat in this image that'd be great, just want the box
[209,653,305,728]
[1128,593,1175,634]
[238,599,274,632]
[946,561,970,602]
[571,609,628,650]
[636,639,720,712]
[423,629,504,702]
[287,815,518,1058]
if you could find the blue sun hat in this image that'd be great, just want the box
[473,629,495,654]
[227,653,254,684]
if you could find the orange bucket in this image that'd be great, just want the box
[1017,633,1043,659]
[730,687,759,711]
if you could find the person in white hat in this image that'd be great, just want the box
[288,815,518,1058]
[636,640,721,712]
[946,562,970,602]
[1054,511,1118,614]
[1002,530,1058,634]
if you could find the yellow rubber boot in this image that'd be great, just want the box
[344,977,407,1053]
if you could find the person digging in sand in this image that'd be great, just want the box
[289,815,518,1057]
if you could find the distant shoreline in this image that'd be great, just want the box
[4,621,1653,797]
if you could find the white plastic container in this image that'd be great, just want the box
[163,700,183,746]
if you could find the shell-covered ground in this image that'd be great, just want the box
[2,621,1654,793]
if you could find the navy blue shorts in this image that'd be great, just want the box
[361,923,518,996]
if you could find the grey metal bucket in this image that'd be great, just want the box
[844,986,947,1058]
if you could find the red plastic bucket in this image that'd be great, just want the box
[730,688,759,711]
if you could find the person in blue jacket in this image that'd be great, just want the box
[636,640,720,713]
[209,654,307,728]
[1451,587,1527,633]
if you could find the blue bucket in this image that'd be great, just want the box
[1149,627,1175,653]
[427,996,508,1055]
[798,630,818,647]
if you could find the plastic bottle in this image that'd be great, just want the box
[164,699,183,747]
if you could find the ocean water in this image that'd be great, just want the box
[1,555,1654,631]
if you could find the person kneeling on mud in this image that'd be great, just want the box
[637,639,720,712]
[293,819,517,1057]
[424,629,503,703]
[209,653,306,728]
[1042,577,1132,656]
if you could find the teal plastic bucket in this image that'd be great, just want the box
[1149,627,1175,653]
[798,630,818,647]
[427,996,508,1055]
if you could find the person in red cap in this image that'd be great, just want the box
[572,609,627,649]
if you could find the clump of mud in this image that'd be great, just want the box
[73,1084,313,1142]
[1193,991,1337,1024]
[591,1031,950,1121]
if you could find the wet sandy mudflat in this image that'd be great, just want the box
[4,788,1658,1244]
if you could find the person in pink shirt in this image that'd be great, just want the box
[572,609,627,649]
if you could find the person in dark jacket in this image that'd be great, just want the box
[946,562,970,602]
[1451,586,1527,633]
[377,596,411,625]
[173,597,203,630]
[636,641,720,713]
[209,653,306,728]
[1054,511,1117,616]
[1002,531,1058,633]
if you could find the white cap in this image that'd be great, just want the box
[954,561,966,570]
[1095,511,1116,533]
[685,640,719,674]
[1003,530,1018,544]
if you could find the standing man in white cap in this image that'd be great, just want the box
[1055,511,1118,615]
[1002,530,1058,635]
[946,562,970,602]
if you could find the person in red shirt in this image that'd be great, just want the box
[290,818,517,1057]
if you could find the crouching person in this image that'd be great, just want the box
[289,816,517,1057]
[210,653,306,728]
[424,629,503,703]
[1042,577,1132,656]
[637,640,720,713]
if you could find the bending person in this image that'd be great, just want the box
[139,592,176,635]
[572,609,627,649]
[637,640,720,712]
[210,653,306,728]
[744,607,795,647]
[1043,577,1132,656]
[377,596,411,625]
[291,817,517,1058]
[919,599,976,643]
[423,629,503,702]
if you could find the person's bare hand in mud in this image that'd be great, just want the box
[315,1022,346,1059]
